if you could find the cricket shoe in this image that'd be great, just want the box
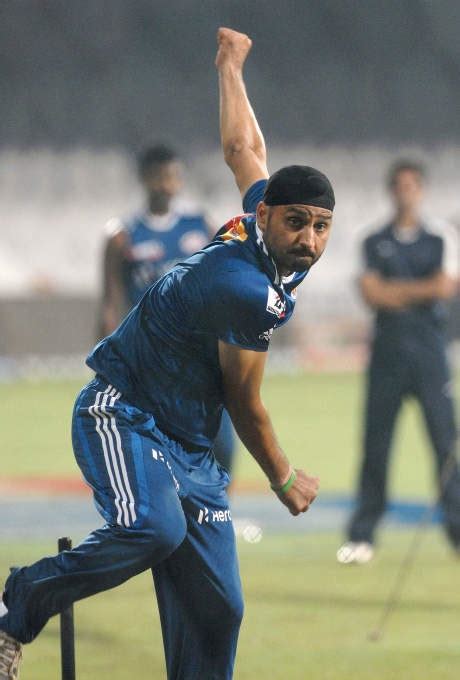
[336,541,374,565]
[0,630,22,680]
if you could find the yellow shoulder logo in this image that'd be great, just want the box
[221,215,248,242]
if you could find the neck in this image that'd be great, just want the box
[394,208,419,230]
[148,196,170,216]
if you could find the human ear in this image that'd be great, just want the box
[256,201,268,231]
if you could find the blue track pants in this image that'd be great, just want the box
[0,378,243,679]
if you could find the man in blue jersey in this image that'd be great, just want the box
[99,144,235,473]
[99,144,210,335]
[0,28,334,680]
[337,160,460,565]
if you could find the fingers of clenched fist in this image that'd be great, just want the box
[279,469,320,516]
[215,27,252,69]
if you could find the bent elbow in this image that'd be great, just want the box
[223,137,249,165]
[439,278,458,300]
[359,284,377,309]
[223,136,265,168]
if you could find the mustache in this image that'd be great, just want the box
[290,247,315,258]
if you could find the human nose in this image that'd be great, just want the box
[299,225,316,251]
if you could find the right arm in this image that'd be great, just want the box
[98,229,129,339]
[216,27,269,198]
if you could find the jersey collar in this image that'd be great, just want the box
[143,210,179,232]
[254,221,282,285]
[389,220,425,244]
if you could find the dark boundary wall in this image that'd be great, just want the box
[0,297,98,357]
[1,296,459,359]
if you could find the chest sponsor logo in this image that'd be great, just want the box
[179,230,209,255]
[197,505,232,524]
[266,286,285,318]
[130,241,165,262]
[376,240,396,258]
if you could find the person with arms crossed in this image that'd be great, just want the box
[0,28,334,680]
[338,160,460,565]
[99,144,235,473]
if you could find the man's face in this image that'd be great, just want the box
[142,161,183,210]
[256,202,333,276]
[390,169,424,214]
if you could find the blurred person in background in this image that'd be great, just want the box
[338,159,460,564]
[98,144,236,476]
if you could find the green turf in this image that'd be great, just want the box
[0,372,451,498]
[1,531,459,679]
[2,374,460,678]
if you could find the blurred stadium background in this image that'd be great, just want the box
[1,0,460,373]
[1,2,460,678]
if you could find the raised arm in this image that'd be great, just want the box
[216,27,269,197]
[218,340,319,516]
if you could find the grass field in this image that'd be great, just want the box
[1,533,460,680]
[2,373,460,679]
[0,371,444,497]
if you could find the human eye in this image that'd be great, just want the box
[287,215,302,228]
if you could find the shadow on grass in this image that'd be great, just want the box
[248,588,460,612]
[41,627,115,643]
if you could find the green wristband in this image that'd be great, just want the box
[271,469,297,495]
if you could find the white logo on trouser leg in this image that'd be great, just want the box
[152,449,165,462]
[197,506,232,524]
[152,448,180,491]
[198,506,209,524]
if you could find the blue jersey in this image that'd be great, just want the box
[118,210,210,306]
[88,180,308,449]
[363,222,454,339]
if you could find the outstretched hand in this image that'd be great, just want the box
[274,469,320,516]
[215,27,252,71]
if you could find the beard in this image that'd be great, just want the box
[271,247,319,275]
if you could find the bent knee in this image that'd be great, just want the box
[154,517,187,556]
[228,591,244,626]
[128,510,187,558]
[214,587,244,629]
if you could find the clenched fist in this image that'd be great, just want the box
[215,27,252,71]
[274,469,320,516]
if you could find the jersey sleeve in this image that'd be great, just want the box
[362,236,381,274]
[242,179,268,214]
[208,272,276,352]
[104,216,125,237]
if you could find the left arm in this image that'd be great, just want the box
[218,340,319,516]
[97,230,129,339]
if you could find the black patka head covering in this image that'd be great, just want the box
[263,165,335,211]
